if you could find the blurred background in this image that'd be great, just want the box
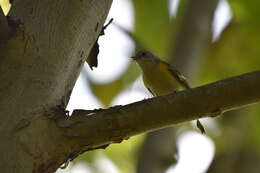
[1,0,260,172]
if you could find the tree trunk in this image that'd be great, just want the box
[0,0,112,172]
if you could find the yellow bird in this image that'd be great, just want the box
[132,50,205,133]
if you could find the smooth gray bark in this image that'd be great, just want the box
[0,0,112,172]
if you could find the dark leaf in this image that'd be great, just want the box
[86,18,113,70]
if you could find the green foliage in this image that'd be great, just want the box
[75,135,144,173]
[132,0,171,57]
[200,21,260,83]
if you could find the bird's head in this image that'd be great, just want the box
[131,50,156,62]
[131,50,159,69]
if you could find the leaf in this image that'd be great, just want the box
[86,41,99,70]
[86,19,113,70]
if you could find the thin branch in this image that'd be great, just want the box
[59,71,260,151]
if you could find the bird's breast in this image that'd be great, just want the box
[142,65,180,96]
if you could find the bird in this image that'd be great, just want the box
[132,50,205,133]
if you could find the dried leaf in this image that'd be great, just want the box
[86,18,113,70]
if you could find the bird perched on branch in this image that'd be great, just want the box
[132,50,205,133]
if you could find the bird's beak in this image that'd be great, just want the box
[131,55,139,60]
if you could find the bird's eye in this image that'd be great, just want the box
[141,52,146,56]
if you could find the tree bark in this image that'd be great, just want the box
[57,70,260,160]
[0,0,112,172]
[0,7,8,46]
[207,145,260,173]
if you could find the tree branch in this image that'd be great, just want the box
[59,71,260,151]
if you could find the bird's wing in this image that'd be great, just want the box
[163,62,191,89]
[162,62,205,133]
